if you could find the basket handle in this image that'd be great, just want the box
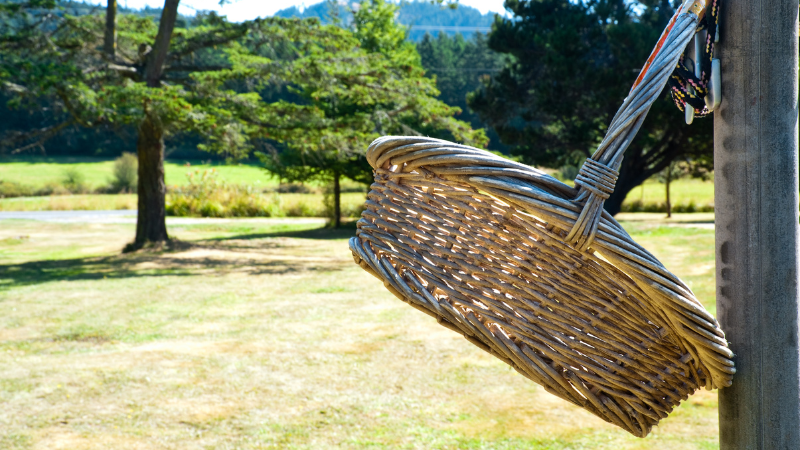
[566,1,707,251]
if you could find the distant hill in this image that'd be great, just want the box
[58,1,166,18]
[273,1,497,41]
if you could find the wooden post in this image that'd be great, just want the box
[714,0,800,448]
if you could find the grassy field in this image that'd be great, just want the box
[0,155,714,216]
[623,179,715,210]
[0,156,276,190]
[0,214,719,449]
[0,156,366,193]
[0,193,368,218]
[0,194,139,211]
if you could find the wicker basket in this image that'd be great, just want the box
[349,3,733,438]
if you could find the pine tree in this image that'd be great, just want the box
[468,0,713,214]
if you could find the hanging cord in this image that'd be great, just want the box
[669,0,721,118]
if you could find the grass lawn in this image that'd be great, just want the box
[0,156,366,193]
[0,194,139,211]
[623,179,715,208]
[0,215,719,449]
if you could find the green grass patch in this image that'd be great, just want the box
[0,216,720,449]
[621,179,715,212]
[0,156,366,194]
[0,156,276,190]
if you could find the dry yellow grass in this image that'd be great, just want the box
[0,217,719,449]
[0,193,368,218]
[0,195,138,211]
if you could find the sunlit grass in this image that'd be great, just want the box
[622,179,715,210]
[0,194,138,211]
[0,156,276,190]
[0,215,720,449]
[0,156,366,193]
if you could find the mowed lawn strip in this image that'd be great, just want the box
[0,157,276,190]
[0,157,365,192]
[0,217,719,449]
[624,179,715,208]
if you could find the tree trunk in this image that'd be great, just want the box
[333,171,341,228]
[603,158,649,215]
[665,166,672,218]
[145,0,180,88]
[129,112,169,251]
[128,0,180,251]
[104,0,116,58]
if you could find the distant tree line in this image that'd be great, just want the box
[1,0,717,237]
[1,0,485,248]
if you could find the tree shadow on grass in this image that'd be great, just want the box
[0,239,347,290]
[211,221,359,242]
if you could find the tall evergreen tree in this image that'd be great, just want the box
[260,0,488,227]
[468,0,713,214]
[416,31,506,150]
[0,1,397,245]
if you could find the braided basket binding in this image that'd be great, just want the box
[349,3,732,438]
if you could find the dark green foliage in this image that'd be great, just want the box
[259,0,487,187]
[416,32,506,150]
[468,0,713,214]
[260,0,488,227]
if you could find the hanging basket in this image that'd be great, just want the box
[349,1,733,438]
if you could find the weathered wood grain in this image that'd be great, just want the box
[715,0,800,448]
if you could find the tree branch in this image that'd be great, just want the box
[145,0,180,87]
[0,120,74,154]
[163,65,230,73]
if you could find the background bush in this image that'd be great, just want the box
[61,168,87,194]
[620,200,714,213]
[165,169,367,218]
[109,153,138,193]
[167,169,276,217]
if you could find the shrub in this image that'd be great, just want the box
[62,168,87,193]
[166,169,282,218]
[0,180,36,198]
[620,200,714,213]
[283,200,320,217]
[342,201,366,218]
[165,170,366,218]
[109,153,138,193]
[276,183,312,194]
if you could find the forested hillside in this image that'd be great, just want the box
[275,0,496,41]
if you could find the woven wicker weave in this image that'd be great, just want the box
[349,2,733,438]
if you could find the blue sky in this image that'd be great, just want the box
[90,0,508,22]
